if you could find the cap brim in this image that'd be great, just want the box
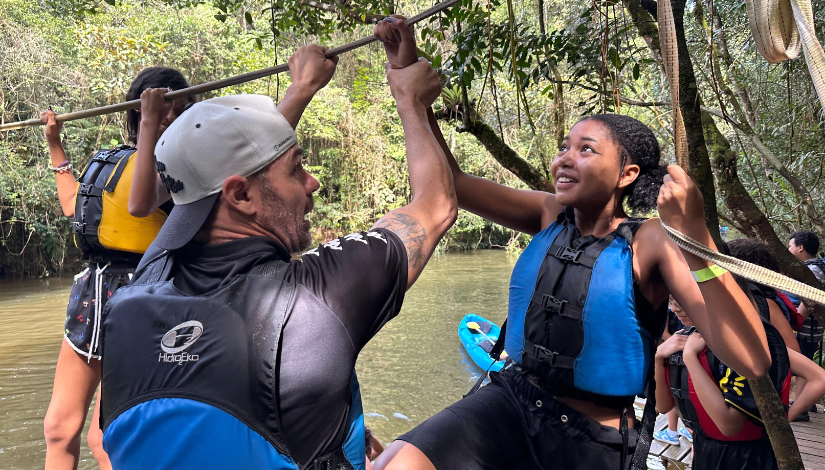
[150,194,220,251]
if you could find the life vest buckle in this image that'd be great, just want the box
[670,387,684,399]
[541,294,568,314]
[73,221,91,235]
[77,183,103,197]
[554,246,584,263]
[532,344,559,364]
[668,355,684,366]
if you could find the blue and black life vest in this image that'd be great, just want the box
[506,208,665,402]
[99,252,365,470]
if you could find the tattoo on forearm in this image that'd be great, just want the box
[374,212,428,269]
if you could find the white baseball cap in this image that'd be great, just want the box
[150,94,298,250]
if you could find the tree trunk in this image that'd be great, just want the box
[703,110,825,327]
[749,376,805,470]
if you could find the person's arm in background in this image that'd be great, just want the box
[277,45,339,130]
[786,348,825,421]
[655,165,770,379]
[129,88,175,217]
[767,298,801,353]
[370,18,457,290]
[40,110,77,217]
[653,332,688,414]
[682,333,747,437]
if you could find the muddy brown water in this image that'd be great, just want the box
[0,251,516,469]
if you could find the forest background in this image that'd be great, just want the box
[1,0,825,280]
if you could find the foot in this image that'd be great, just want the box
[653,429,680,445]
[678,426,693,443]
[793,411,810,422]
[809,404,819,413]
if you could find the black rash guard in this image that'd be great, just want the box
[143,229,407,465]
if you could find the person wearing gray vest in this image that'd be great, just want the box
[788,230,825,420]
[97,22,457,470]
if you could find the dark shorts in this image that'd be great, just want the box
[693,432,776,470]
[64,262,135,360]
[398,368,638,470]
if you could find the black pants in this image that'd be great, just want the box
[399,368,638,470]
[693,432,777,470]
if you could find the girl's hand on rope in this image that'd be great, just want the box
[387,59,442,110]
[684,332,706,357]
[288,45,339,95]
[139,88,173,129]
[657,164,707,237]
[40,108,63,143]
[656,330,689,359]
[375,15,418,69]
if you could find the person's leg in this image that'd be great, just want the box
[44,340,101,470]
[667,408,678,431]
[87,387,112,470]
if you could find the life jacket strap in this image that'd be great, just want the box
[77,183,105,197]
[549,243,597,267]
[525,341,576,369]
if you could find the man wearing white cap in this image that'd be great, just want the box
[97,19,456,470]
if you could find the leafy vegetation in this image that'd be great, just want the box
[3,0,825,278]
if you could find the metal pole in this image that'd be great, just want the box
[0,0,460,132]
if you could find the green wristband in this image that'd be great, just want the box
[691,264,728,283]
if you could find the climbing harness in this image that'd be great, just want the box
[0,0,462,132]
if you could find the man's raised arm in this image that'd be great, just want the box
[371,20,457,289]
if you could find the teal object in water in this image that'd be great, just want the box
[459,314,506,372]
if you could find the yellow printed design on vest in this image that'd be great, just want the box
[719,368,746,396]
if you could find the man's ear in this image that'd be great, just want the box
[221,175,256,216]
[618,163,640,189]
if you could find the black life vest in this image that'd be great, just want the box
[99,252,364,469]
[73,145,167,262]
[668,321,791,441]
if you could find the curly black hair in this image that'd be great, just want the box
[728,238,781,272]
[125,67,193,144]
[790,230,820,256]
[578,114,668,213]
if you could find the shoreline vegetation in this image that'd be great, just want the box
[3,0,825,279]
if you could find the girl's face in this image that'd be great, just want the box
[669,296,694,327]
[157,97,189,137]
[550,120,639,211]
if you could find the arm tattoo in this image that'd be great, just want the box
[373,212,428,269]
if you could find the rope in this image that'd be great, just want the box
[661,219,825,305]
[747,0,825,109]
[0,0,461,132]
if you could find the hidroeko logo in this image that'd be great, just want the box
[159,320,203,365]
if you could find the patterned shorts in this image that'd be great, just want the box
[64,262,135,360]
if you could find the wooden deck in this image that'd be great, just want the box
[637,403,825,469]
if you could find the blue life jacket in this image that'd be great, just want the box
[506,208,665,401]
[99,252,365,470]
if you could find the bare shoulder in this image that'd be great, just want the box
[538,193,565,231]
[372,210,427,270]
[634,218,670,249]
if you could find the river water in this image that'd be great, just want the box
[0,251,515,469]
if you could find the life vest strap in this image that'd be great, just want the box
[77,183,105,197]
[529,294,583,320]
[526,341,576,368]
[548,243,597,268]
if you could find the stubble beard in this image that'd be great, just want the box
[259,184,313,254]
